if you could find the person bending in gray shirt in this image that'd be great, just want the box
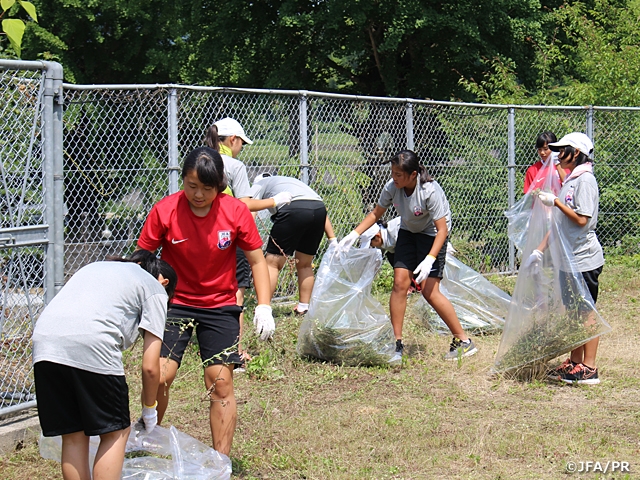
[32,250,177,480]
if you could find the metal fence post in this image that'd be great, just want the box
[586,105,594,153]
[508,107,516,273]
[50,63,64,297]
[299,92,309,184]
[406,102,414,150]
[168,89,179,194]
[42,62,64,302]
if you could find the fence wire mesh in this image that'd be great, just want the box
[1,67,47,413]
[2,62,640,414]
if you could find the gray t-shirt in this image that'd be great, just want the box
[556,171,604,271]
[32,262,168,376]
[249,176,323,215]
[222,154,252,198]
[378,178,452,236]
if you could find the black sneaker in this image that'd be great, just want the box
[390,339,404,363]
[293,308,308,316]
[560,363,600,385]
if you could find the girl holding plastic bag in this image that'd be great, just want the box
[528,132,605,384]
[32,251,177,480]
[339,150,477,361]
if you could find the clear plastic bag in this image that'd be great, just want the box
[494,167,611,375]
[505,158,563,256]
[297,244,398,366]
[415,253,511,335]
[39,424,232,480]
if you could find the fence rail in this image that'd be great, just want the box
[2,60,639,416]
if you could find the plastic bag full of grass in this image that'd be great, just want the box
[297,244,397,366]
[415,251,511,335]
[493,165,610,375]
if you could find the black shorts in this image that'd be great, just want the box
[559,266,603,312]
[34,361,130,437]
[393,229,446,279]
[160,304,243,367]
[266,200,326,257]
[236,247,252,289]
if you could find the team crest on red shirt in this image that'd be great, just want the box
[218,230,232,250]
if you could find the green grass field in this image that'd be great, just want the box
[1,255,639,479]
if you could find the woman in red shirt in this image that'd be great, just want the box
[137,147,274,456]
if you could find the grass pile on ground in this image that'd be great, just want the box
[297,321,392,367]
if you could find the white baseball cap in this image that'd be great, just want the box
[214,117,253,145]
[548,132,593,156]
[359,223,381,249]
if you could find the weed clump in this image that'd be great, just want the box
[298,321,393,367]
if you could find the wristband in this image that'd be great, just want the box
[144,400,158,409]
[272,198,277,208]
[427,254,436,260]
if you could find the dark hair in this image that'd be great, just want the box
[108,249,178,300]
[204,125,220,151]
[558,146,590,167]
[536,131,557,149]
[384,150,433,183]
[181,147,228,191]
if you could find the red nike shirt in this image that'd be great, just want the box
[138,191,263,308]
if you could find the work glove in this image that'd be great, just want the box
[328,237,338,246]
[537,191,557,207]
[138,401,158,434]
[338,230,360,250]
[523,249,544,270]
[413,254,436,284]
[253,304,275,341]
[273,192,293,208]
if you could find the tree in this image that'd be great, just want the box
[22,0,547,101]
[1,0,38,57]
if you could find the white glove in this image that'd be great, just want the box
[537,191,557,207]
[338,230,360,250]
[253,304,275,341]
[328,237,337,246]
[273,192,293,208]
[140,402,158,434]
[523,249,544,269]
[413,254,436,284]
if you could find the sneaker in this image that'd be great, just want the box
[390,339,404,363]
[444,337,478,360]
[547,358,576,379]
[293,308,308,316]
[560,363,600,385]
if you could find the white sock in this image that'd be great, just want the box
[296,302,309,312]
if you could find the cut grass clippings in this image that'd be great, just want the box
[2,255,639,479]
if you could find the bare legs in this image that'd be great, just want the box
[265,252,315,304]
[60,427,129,480]
[389,268,468,342]
[204,364,236,455]
[156,358,236,455]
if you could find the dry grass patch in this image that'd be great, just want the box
[2,255,639,479]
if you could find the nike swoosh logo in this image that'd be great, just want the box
[171,238,188,244]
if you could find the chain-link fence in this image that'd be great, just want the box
[2,60,639,415]
[62,87,640,278]
[1,60,63,416]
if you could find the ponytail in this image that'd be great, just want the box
[204,125,220,151]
